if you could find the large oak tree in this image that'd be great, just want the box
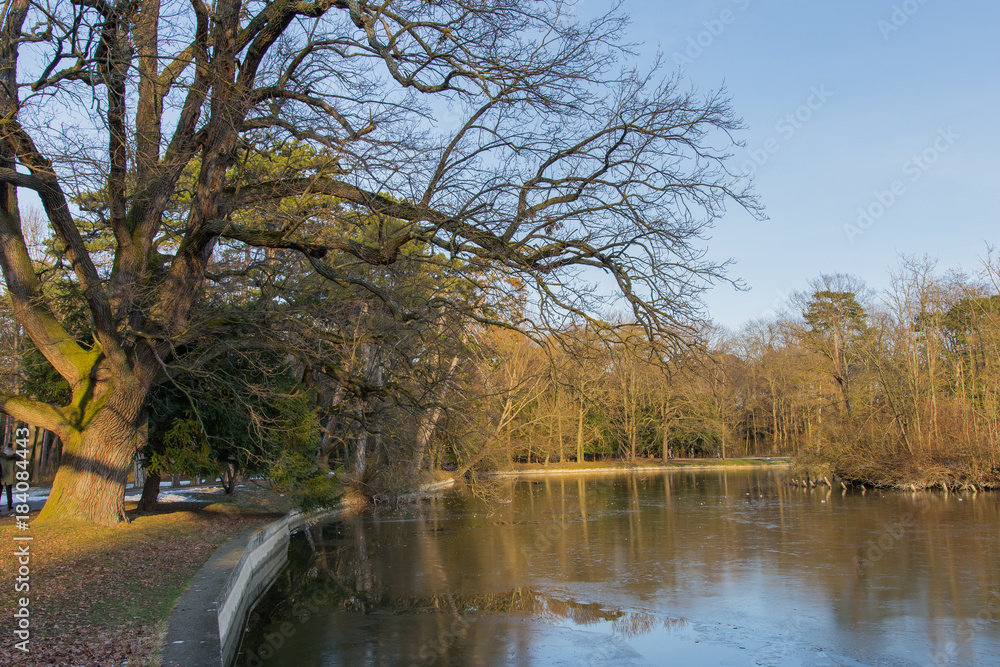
[0,0,759,524]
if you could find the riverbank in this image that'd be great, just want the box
[0,485,291,667]
[792,452,999,492]
[492,457,791,477]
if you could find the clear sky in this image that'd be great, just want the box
[609,0,1000,329]
[18,1,995,334]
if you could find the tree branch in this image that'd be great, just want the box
[0,390,69,434]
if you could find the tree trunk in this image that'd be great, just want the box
[221,463,236,494]
[413,404,445,472]
[38,429,134,524]
[661,421,669,462]
[42,436,60,478]
[628,366,636,460]
[354,410,369,479]
[556,386,564,463]
[137,471,161,511]
[353,340,383,481]
[133,454,146,489]
[30,428,45,483]
[36,391,145,525]
[413,355,459,472]
[317,414,337,471]
[39,430,53,481]
[316,385,346,471]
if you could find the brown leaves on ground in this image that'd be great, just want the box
[0,500,281,666]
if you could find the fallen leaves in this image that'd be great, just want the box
[0,499,281,666]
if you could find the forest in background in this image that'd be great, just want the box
[5,239,999,498]
[475,253,1000,491]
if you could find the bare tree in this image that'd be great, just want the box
[0,0,759,524]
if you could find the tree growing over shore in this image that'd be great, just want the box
[0,0,758,524]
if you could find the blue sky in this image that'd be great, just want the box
[17,2,994,334]
[608,0,1000,329]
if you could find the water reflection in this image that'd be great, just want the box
[236,470,1000,666]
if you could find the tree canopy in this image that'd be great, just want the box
[0,0,759,523]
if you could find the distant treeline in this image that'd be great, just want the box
[476,255,1000,490]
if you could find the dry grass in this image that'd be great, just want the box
[0,491,283,666]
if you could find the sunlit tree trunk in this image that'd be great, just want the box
[316,386,346,471]
[555,381,564,463]
[38,386,147,524]
[354,408,369,479]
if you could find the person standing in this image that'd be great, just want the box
[1,442,15,512]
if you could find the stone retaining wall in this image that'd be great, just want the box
[161,481,454,666]
[161,509,339,667]
[216,511,299,666]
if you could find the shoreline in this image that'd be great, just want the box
[489,458,791,478]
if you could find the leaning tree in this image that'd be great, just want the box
[0,0,760,524]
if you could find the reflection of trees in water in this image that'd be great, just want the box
[244,471,1000,666]
[250,525,685,642]
[309,522,686,638]
[289,541,684,637]
[418,587,685,639]
[613,610,685,638]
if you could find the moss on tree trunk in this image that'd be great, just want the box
[37,391,145,526]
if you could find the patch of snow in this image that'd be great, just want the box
[17,481,234,507]
[123,492,199,503]
[23,487,51,503]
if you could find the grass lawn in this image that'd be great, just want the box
[0,486,288,666]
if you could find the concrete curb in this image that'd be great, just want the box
[160,507,346,667]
